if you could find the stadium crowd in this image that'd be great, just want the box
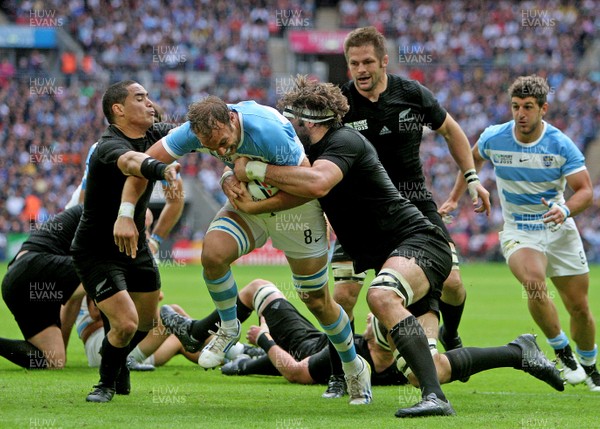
[1,0,599,261]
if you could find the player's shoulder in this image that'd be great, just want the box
[96,126,126,151]
[148,122,177,140]
[388,74,419,89]
[479,121,513,143]
[333,125,370,146]
[385,74,429,102]
[340,80,354,95]
[230,100,275,118]
[542,122,583,157]
[543,121,572,144]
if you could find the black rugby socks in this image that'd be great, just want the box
[0,338,48,369]
[390,315,446,400]
[445,344,521,382]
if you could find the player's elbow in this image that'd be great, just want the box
[581,188,594,211]
[304,182,330,199]
[118,151,146,177]
[285,368,313,384]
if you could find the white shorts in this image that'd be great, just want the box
[499,218,589,278]
[84,328,104,368]
[212,199,328,260]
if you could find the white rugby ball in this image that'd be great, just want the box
[247,180,279,201]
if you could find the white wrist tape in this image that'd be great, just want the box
[246,161,267,182]
[464,168,481,201]
[118,202,135,218]
[219,170,235,187]
[548,201,570,219]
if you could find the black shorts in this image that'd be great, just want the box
[388,229,453,296]
[411,200,454,245]
[262,299,329,359]
[330,241,351,264]
[331,200,459,266]
[73,247,160,303]
[406,284,441,318]
[1,251,80,339]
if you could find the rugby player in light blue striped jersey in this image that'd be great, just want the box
[441,75,599,392]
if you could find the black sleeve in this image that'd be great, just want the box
[418,82,447,131]
[307,347,331,384]
[95,138,131,166]
[318,127,366,176]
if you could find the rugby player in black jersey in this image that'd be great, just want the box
[1,205,85,369]
[71,80,179,402]
[219,280,563,394]
[232,75,458,417]
[339,25,490,348]
[313,26,492,399]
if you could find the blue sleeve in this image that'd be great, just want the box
[81,142,98,191]
[560,135,586,176]
[163,122,203,158]
[252,122,304,166]
[477,129,492,161]
[234,102,305,166]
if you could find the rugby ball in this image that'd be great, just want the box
[247,180,279,201]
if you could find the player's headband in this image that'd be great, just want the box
[282,106,335,123]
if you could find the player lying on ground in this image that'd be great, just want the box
[76,291,202,370]
[162,278,564,391]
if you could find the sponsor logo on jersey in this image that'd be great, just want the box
[492,154,513,164]
[346,119,368,131]
[379,126,391,135]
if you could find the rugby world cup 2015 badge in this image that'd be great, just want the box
[543,155,554,167]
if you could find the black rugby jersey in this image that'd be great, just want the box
[342,75,447,201]
[19,204,83,256]
[307,125,436,273]
[71,123,175,256]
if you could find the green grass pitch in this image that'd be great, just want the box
[1,262,599,429]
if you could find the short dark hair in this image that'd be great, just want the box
[102,80,138,124]
[187,95,231,137]
[343,26,387,61]
[508,75,549,107]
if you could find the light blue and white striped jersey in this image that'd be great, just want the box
[164,100,305,168]
[478,120,586,231]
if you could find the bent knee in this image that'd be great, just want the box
[367,288,403,313]
[442,271,463,292]
[111,320,139,341]
[201,248,229,270]
[568,301,593,319]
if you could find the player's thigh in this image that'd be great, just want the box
[95,290,139,332]
[506,247,547,285]
[383,231,452,303]
[546,220,589,278]
[268,200,329,260]
[501,229,547,282]
[204,208,258,262]
[130,290,161,331]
